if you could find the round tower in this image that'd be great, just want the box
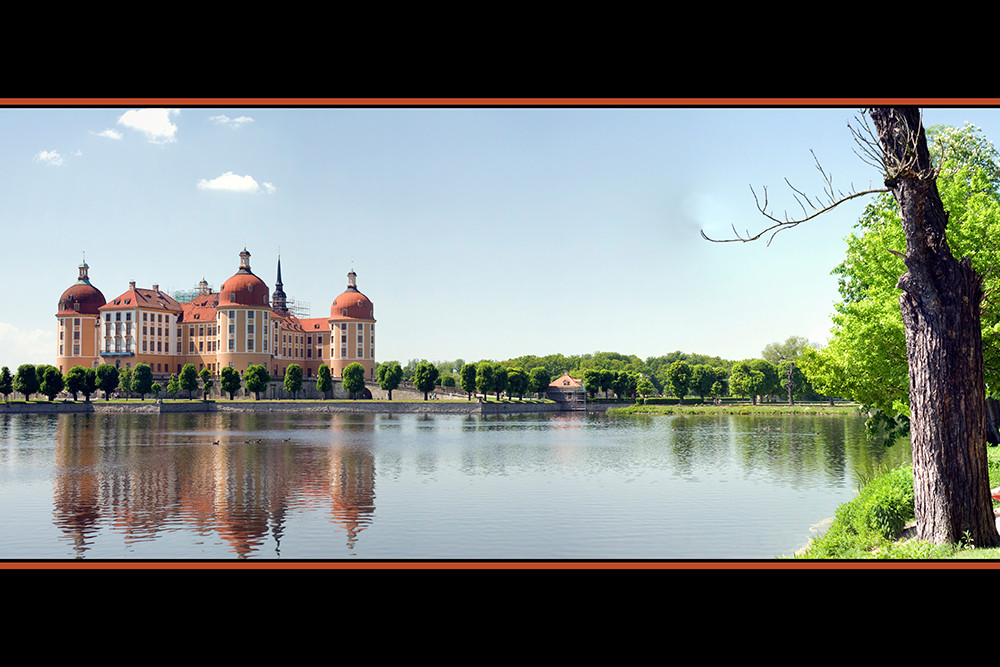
[56,256,106,372]
[328,268,376,380]
[215,248,272,374]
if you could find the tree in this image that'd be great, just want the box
[198,367,213,400]
[377,360,403,400]
[665,361,692,403]
[583,368,602,398]
[166,373,180,398]
[80,367,97,402]
[315,364,333,399]
[151,382,162,399]
[690,364,718,403]
[761,336,809,365]
[778,360,807,406]
[179,364,199,399]
[460,362,477,400]
[637,376,656,397]
[220,366,242,400]
[705,107,999,546]
[132,363,154,401]
[65,366,88,401]
[493,365,508,400]
[506,367,528,400]
[39,366,64,401]
[342,362,365,398]
[283,364,303,399]
[119,366,134,400]
[413,361,439,400]
[747,359,778,402]
[728,360,765,404]
[527,366,551,398]
[0,366,12,401]
[14,364,39,400]
[244,365,270,400]
[475,362,496,400]
[95,363,119,401]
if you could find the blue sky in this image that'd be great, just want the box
[2,102,997,371]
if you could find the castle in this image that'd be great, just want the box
[55,248,376,382]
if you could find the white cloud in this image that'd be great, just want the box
[34,150,64,166]
[210,114,254,128]
[117,108,180,144]
[0,322,52,370]
[93,128,123,140]
[197,171,273,193]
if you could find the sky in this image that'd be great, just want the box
[2,102,998,371]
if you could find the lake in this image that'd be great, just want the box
[0,409,910,561]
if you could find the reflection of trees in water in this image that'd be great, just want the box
[48,412,377,559]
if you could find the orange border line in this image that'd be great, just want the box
[3,98,1000,107]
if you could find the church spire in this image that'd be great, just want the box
[273,254,288,315]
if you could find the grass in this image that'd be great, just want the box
[794,443,1000,559]
[607,401,860,416]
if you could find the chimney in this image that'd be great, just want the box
[129,280,136,290]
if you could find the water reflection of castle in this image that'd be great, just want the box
[51,413,377,559]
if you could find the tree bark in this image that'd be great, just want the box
[871,107,999,546]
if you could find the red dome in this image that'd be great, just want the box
[218,248,270,307]
[57,283,106,316]
[329,269,374,321]
[330,290,374,321]
[219,272,269,307]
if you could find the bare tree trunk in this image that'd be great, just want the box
[871,107,999,546]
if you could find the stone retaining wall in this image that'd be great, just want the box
[0,399,577,416]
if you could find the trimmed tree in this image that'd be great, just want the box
[460,362,477,400]
[342,362,365,399]
[199,367,213,400]
[14,364,38,401]
[118,366,133,400]
[244,364,270,400]
[284,364,303,399]
[0,366,12,401]
[96,363,119,401]
[133,363,154,401]
[377,360,403,400]
[413,361,439,400]
[316,364,333,399]
[179,364,199,399]
[166,373,180,398]
[39,366,64,401]
[220,366,242,400]
[665,361,692,404]
[528,366,551,398]
[65,366,88,401]
[506,367,528,400]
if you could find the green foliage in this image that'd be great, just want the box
[220,366,242,400]
[0,366,12,401]
[527,366,550,397]
[728,360,764,403]
[179,364,199,399]
[132,363,154,400]
[118,366,133,400]
[506,367,528,399]
[761,336,809,365]
[665,361,692,403]
[460,362,477,400]
[65,366,88,400]
[198,367,213,400]
[39,366,64,401]
[689,364,718,401]
[14,364,39,400]
[283,364,303,399]
[244,365,270,400]
[815,123,1000,424]
[166,373,180,398]
[151,382,162,398]
[413,361,439,400]
[798,465,915,559]
[96,363,119,400]
[342,362,366,397]
[377,360,403,400]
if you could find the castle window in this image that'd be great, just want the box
[231,293,236,302]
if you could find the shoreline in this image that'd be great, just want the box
[0,399,586,416]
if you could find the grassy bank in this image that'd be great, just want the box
[607,402,860,416]
[795,444,1000,559]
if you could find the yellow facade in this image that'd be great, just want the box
[55,250,376,381]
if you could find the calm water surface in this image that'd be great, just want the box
[0,410,910,560]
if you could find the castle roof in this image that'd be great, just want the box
[329,270,375,322]
[57,259,106,316]
[101,285,183,313]
[218,248,270,308]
